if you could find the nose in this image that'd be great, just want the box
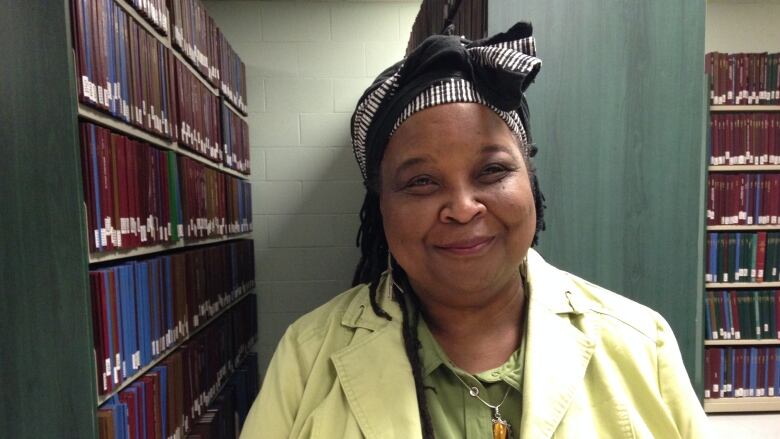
[439,186,486,224]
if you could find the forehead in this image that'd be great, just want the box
[381,103,519,167]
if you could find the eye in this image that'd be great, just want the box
[402,175,438,194]
[478,163,515,182]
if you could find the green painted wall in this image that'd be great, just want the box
[489,1,707,393]
[0,1,97,437]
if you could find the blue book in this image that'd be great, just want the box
[711,234,718,282]
[704,293,712,340]
[164,256,174,350]
[150,259,161,357]
[763,348,771,396]
[722,290,732,338]
[135,262,151,366]
[123,264,139,374]
[770,348,780,396]
[750,347,758,396]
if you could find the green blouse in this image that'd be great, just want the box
[417,318,526,438]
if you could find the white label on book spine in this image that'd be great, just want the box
[765,323,769,332]
[735,331,740,339]
[735,388,744,397]
[771,388,776,397]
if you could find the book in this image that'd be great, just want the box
[90,240,255,395]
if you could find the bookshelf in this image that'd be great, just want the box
[702,0,780,408]
[704,397,780,413]
[0,0,255,437]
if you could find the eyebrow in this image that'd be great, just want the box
[392,144,515,179]
[394,156,433,180]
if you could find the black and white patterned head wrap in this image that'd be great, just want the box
[351,22,542,182]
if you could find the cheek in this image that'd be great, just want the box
[380,196,432,255]
[494,179,536,234]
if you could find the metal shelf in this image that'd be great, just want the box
[708,165,780,172]
[704,397,780,413]
[88,232,253,264]
[707,225,780,231]
[705,339,780,346]
[710,105,780,112]
[706,282,780,289]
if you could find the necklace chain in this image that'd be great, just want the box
[452,372,512,417]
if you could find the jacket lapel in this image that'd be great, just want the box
[519,250,596,438]
[331,275,422,439]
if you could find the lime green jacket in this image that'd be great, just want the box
[240,250,708,438]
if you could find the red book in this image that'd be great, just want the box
[98,126,114,250]
[109,133,120,249]
[734,348,744,397]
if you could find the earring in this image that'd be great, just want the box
[387,252,405,297]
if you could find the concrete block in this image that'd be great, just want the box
[256,280,347,313]
[365,42,408,77]
[268,214,338,248]
[265,148,357,181]
[255,247,360,281]
[260,2,331,42]
[265,78,333,113]
[334,78,373,112]
[244,43,300,78]
[250,214,270,248]
[332,4,400,42]
[300,113,351,147]
[248,147,266,180]
[248,112,299,147]
[297,42,366,78]
[301,180,365,214]
[247,76,265,113]
[252,181,302,214]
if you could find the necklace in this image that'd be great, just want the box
[453,373,513,439]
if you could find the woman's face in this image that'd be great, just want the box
[379,103,536,307]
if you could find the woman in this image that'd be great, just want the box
[240,23,707,439]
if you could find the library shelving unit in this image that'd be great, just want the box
[1,0,255,437]
[703,101,780,413]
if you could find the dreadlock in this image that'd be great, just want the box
[351,140,546,439]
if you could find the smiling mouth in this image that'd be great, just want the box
[434,237,495,256]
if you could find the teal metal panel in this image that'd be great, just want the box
[489,0,706,394]
[0,0,97,437]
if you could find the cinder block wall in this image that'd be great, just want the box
[204,0,421,377]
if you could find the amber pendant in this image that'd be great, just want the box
[492,417,511,439]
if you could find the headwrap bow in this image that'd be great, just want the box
[351,22,542,182]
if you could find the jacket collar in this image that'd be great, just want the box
[332,273,422,438]
[332,250,595,439]
[519,249,596,438]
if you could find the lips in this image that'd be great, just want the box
[434,236,495,255]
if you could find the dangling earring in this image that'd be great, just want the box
[387,252,405,298]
